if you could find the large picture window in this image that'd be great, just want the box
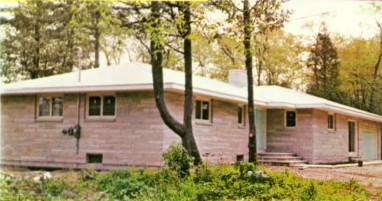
[195,99,211,122]
[87,94,116,118]
[37,96,63,118]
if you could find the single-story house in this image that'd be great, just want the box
[1,62,381,169]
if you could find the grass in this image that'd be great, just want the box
[0,163,378,201]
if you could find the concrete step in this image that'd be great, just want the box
[258,156,303,161]
[258,152,308,166]
[258,152,296,157]
[259,159,308,166]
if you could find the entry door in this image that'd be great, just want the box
[362,131,377,161]
[255,109,266,151]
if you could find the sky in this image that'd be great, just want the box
[283,0,380,38]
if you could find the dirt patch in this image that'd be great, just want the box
[263,164,382,192]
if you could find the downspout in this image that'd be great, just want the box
[76,94,81,155]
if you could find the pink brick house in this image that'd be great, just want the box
[1,62,381,169]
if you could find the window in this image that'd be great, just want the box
[238,106,245,126]
[87,154,103,163]
[328,113,335,130]
[37,96,63,118]
[348,121,356,152]
[195,99,211,122]
[286,111,296,127]
[87,94,116,118]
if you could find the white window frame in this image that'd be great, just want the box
[195,97,212,124]
[36,94,64,121]
[86,93,116,120]
[238,104,245,128]
[328,112,336,132]
[285,110,297,128]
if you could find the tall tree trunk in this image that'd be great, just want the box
[244,0,257,164]
[181,2,201,165]
[150,2,201,165]
[32,13,40,79]
[94,10,101,68]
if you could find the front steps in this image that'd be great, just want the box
[258,152,308,166]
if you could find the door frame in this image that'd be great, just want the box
[348,120,358,157]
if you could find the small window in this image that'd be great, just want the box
[238,106,245,126]
[37,96,63,117]
[286,111,296,127]
[328,114,335,130]
[87,154,103,163]
[87,94,116,118]
[236,155,244,162]
[195,99,211,122]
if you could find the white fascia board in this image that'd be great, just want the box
[0,84,154,95]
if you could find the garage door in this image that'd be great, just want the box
[362,131,377,161]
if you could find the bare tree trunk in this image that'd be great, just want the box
[150,2,201,165]
[182,2,201,165]
[94,10,101,68]
[244,0,257,164]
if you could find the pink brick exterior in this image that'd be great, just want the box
[266,108,381,164]
[1,91,248,169]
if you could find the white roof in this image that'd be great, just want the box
[1,62,381,122]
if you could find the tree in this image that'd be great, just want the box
[1,0,77,82]
[337,36,382,114]
[366,2,382,113]
[212,0,289,164]
[119,2,202,164]
[306,26,343,102]
[71,1,126,68]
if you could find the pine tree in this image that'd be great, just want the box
[306,28,342,102]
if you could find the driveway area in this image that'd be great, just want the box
[264,164,382,192]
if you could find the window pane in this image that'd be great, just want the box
[103,96,115,116]
[202,101,209,120]
[39,97,51,116]
[89,96,101,116]
[238,107,243,124]
[328,115,334,129]
[52,97,63,116]
[195,100,201,119]
[286,111,296,127]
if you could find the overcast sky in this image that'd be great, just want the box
[283,0,381,38]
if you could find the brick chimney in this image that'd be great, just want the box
[228,69,247,87]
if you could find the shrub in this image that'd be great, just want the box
[162,144,194,178]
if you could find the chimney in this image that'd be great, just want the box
[228,69,247,87]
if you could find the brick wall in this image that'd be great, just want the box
[266,109,314,162]
[1,91,248,169]
[266,108,381,164]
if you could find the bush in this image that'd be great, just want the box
[162,144,194,178]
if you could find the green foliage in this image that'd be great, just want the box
[0,166,373,201]
[306,26,344,103]
[162,144,194,178]
[95,169,150,200]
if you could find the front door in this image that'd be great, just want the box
[362,131,377,161]
[255,109,266,151]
